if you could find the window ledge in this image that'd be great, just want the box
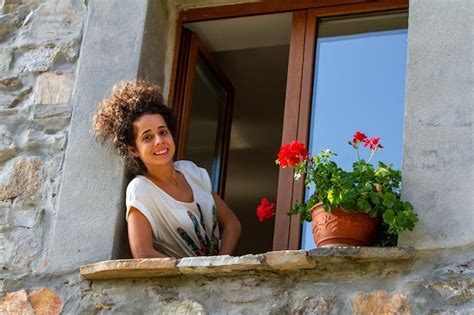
[80,247,416,280]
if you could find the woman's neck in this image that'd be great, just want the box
[145,163,178,185]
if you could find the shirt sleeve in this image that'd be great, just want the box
[125,178,159,237]
[198,166,213,193]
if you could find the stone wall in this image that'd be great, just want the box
[1,246,473,314]
[0,0,86,279]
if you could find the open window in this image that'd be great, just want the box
[171,0,409,254]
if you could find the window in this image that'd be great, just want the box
[172,0,409,253]
[301,12,408,249]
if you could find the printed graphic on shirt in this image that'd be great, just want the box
[177,203,219,256]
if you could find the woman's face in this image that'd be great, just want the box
[128,113,175,170]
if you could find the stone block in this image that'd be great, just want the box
[177,254,266,274]
[0,108,18,117]
[0,75,22,90]
[1,0,21,14]
[0,125,15,164]
[20,47,60,73]
[32,103,72,132]
[33,103,71,119]
[11,209,43,229]
[17,129,67,151]
[80,258,179,280]
[352,291,411,315]
[0,14,20,40]
[9,231,40,269]
[427,273,473,303]
[308,246,416,262]
[15,0,85,48]
[264,250,315,270]
[0,86,32,108]
[0,157,43,203]
[0,289,34,314]
[33,72,75,105]
[0,48,13,73]
[156,300,206,314]
[0,201,9,230]
[28,287,63,315]
[291,296,336,315]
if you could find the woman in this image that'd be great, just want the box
[92,80,241,258]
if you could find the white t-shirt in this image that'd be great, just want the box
[126,160,220,258]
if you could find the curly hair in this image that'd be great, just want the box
[92,80,176,175]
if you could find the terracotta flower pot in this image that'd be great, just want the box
[310,203,379,247]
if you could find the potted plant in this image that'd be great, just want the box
[256,131,418,247]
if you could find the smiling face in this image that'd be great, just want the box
[128,114,175,171]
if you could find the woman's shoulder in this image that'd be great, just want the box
[126,175,153,194]
[174,160,200,174]
[175,160,212,192]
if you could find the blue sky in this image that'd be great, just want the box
[301,29,408,249]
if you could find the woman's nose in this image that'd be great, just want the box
[154,134,164,145]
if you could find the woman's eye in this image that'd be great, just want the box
[142,135,151,141]
[160,130,168,136]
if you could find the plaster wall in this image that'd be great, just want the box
[399,0,474,248]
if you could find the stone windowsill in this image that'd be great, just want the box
[80,247,416,280]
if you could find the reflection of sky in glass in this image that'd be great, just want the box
[301,29,408,249]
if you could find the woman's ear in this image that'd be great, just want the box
[127,145,140,158]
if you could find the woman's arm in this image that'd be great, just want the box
[127,207,168,258]
[213,193,241,255]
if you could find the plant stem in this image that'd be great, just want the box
[367,150,375,162]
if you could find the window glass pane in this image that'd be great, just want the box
[301,13,408,249]
[186,54,228,192]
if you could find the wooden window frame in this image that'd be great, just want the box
[170,0,409,252]
[174,30,234,197]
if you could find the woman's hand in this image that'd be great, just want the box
[213,193,241,255]
[128,207,168,258]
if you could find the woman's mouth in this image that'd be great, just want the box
[153,149,168,156]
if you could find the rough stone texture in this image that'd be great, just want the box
[264,250,315,270]
[80,258,179,280]
[0,48,13,73]
[28,287,63,315]
[0,75,22,90]
[0,125,16,164]
[0,157,43,203]
[0,289,34,314]
[15,0,84,49]
[156,300,206,315]
[0,86,32,108]
[0,0,85,280]
[177,254,266,274]
[57,245,471,313]
[399,0,474,248]
[32,72,75,104]
[0,288,62,314]
[352,291,411,315]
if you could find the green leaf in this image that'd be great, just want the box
[383,193,395,208]
[383,210,395,224]
[327,189,335,204]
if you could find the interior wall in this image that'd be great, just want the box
[213,45,289,255]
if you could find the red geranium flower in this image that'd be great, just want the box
[353,131,367,143]
[364,137,382,150]
[277,141,308,167]
[256,198,276,222]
